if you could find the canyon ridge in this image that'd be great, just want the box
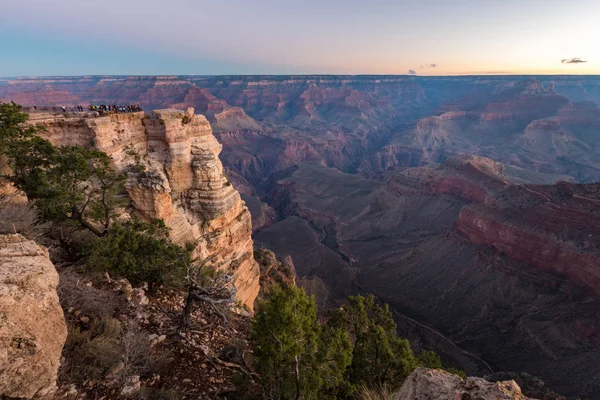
[2,75,600,398]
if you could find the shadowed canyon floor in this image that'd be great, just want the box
[5,75,600,398]
[254,161,600,398]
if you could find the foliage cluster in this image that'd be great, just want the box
[0,101,125,236]
[0,101,190,287]
[83,218,191,287]
[249,288,464,399]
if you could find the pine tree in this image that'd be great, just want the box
[251,286,351,399]
[335,295,418,392]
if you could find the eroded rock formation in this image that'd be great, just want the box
[396,368,532,400]
[30,109,260,311]
[254,159,600,398]
[0,234,67,399]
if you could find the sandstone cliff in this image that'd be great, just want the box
[30,109,260,311]
[0,234,67,399]
[396,368,533,400]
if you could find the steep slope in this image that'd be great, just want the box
[255,158,600,398]
[30,109,260,311]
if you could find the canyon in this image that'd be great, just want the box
[3,75,600,183]
[3,75,600,398]
[254,158,600,398]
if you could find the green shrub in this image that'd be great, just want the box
[446,367,467,379]
[83,218,191,287]
[246,291,461,398]
[417,350,443,369]
[333,295,418,393]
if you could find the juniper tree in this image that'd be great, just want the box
[84,218,191,287]
[417,350,443,369]
[251,286,352,400]
[333,295,418,392]
[0,101,125,236]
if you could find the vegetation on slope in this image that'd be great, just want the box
[0,101,462,399]
[247,287,463,399]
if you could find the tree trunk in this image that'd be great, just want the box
[178,286,195,332]
[294,355,301,400]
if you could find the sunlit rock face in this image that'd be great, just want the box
[395,368,533,400]
[31,109,260,311]
[0,234,67,399]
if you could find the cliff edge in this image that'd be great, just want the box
[30,109,260,311]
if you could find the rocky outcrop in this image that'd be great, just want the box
[396,368,533,400]
[456,182,600,298]
[388,155,509,205]
[0,234,67,399]
[32,109,260,311]
[254,248,296,295]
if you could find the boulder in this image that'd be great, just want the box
[0,234,67,399]
[396,368,534,400]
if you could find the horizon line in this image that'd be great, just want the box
[2,73,600,79]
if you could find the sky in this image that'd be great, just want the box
[1,0,599,76]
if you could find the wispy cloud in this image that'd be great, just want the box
[408,69,417,75]
[561,57,587,64]
[420,63,437,68]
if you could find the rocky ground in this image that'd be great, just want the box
[53,268,254,400]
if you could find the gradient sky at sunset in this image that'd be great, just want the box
[1,0,599,76]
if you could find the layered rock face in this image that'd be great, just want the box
[254,159,600,398]
[455,182,600,297]
[0,234,67,399]
[4,75,600,183]
[31,109,260,311]
[396,368,532,400]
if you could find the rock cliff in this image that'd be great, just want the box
[255,161,600,398]
[30,109,260,311]
[455,182,600,298]
[396,368,532,400]
[0,234,67,399]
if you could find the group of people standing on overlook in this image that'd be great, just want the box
[85,104,143,113]
[31,104,144,114]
